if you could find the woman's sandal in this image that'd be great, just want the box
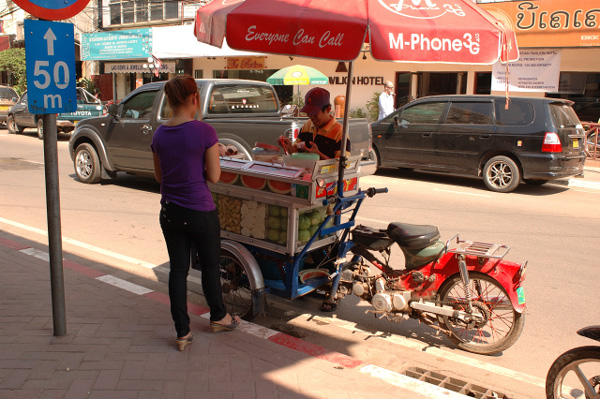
[176,333,193,351]
[210,316,240,333]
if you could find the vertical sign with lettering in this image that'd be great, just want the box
[25,20,76,114]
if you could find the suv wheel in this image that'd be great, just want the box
[483,156,520,193]
[74,143,102,184]
[37,119,43,139]
[7,115,23,134]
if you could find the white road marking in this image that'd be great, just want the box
[309,313,546,388]
[360,364,473,399]
[20,247,50,261]
[5,217,545,389]
[200,313,279,339]
[433,188,492,198]
[96,275,153,295]
[0,217,203,286]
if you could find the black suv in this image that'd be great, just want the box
[370,95,586,192]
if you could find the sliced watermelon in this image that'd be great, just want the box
[220,171,239,184]
[267,179,291,195]
[241,175,266,190]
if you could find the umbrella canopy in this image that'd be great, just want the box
[267,65,328,86]
[194,0,520,193]
[195,0,519,64]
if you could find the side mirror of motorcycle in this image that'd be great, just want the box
[316,177,325,188]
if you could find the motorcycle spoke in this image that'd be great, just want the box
[441,276,517,346]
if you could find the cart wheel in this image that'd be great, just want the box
[219,248,255,321]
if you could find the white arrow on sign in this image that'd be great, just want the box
[43,28,56,56]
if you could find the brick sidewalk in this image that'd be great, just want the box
[0,234,463,399]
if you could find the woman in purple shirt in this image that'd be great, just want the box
[151,75,240,351]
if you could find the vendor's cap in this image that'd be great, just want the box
[301,87,330,115]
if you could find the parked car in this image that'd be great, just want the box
[370,95,586,192]
[0,85,18,126]
[7,87,106,139]
[68,79,374,184]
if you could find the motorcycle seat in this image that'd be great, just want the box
[387,222,440,250]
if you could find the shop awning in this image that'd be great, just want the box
[152,24,263,59]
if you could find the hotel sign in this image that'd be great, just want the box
[481,0,600,48]
[226,56,266,70]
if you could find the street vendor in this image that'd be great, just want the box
[279,87,350,160]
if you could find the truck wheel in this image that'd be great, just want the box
[7,115,22,134]
[37,119,44,140]
[483,156,520,193]
[74,143,102,184]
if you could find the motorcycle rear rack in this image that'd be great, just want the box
[445,233,509,260]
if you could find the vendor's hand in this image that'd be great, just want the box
[278,135,296,154]
[306,141,324,158]
[218,143,227,157]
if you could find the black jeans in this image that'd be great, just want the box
[159,201,226,337]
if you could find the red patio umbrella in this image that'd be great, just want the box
[195,0,518,63]
[194,0,519,187]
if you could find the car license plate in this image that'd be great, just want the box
[573,139,579,149]
[0,106,8,111]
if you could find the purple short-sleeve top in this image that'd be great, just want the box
[151,120,218,212]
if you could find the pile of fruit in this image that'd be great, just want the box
[266,205,288,245]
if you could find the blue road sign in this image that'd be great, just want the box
[25,20,76,114]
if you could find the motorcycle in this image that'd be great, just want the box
[546,326,600,399]
[215,185,527,356]
[324,188,527,356]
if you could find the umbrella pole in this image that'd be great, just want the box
[337,61,353,197]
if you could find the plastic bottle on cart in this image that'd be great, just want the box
[290,120,299,141]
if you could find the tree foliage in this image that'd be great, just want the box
[366,91,380,122]
[0,48,26,94]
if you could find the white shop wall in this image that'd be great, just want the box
[192,55,486,115]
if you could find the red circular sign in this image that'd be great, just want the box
[12,0,91,20]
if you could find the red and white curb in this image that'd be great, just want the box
[1,236,471,399]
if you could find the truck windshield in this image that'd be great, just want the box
[208,85,278,114]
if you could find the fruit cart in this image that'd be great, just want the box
[209,155,362,320]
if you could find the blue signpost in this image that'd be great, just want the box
[23,19,80,337]
[25,20,76,114]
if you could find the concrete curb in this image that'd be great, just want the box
[551,166,600,190]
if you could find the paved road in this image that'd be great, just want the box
[2,130,599,398]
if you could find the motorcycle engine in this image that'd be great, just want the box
[371,277,410,313]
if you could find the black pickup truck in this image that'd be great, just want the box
[68,79,374,184]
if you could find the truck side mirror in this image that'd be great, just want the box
[108,104,119,117]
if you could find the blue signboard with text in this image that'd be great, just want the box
[82,28,152,61]
[25,20,76,114]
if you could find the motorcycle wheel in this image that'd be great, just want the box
[218,248,255,321]
[546,346,600,399]
[436,273,524,355]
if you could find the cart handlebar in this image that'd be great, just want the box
[364,187,388,198]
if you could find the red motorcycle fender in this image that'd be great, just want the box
[476,261,526,314]
[431,254,526,314]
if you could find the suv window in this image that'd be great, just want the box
[495,100,534,126]
[121,90,159,119]
[207,85,278,114]
[399,102,446,124]
[549,103,580,128]
[158,84,205,120]
[445,102,493,124]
